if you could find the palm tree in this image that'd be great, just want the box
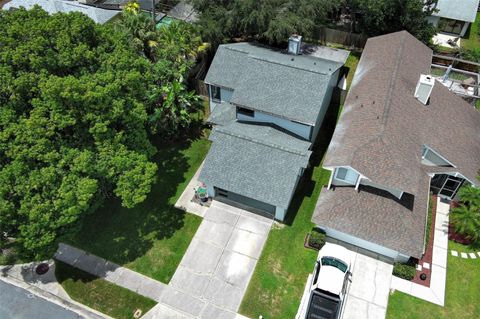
[451,185,480,244]
[120,9,159,61]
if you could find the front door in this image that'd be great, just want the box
[438,175,464,200]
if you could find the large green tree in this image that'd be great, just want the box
[347,0,438,43]
[192,0,438,46]
[0,7,158,257]
[191,0,343,46]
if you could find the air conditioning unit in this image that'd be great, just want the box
[414,74,435,105]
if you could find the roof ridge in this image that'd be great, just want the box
[215,126,309,156]
[223,43,337,75]
[381,31,407,127]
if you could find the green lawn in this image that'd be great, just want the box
[64,137,210,283]
[387,241,480,319]
[345,51,361,90]
[55,261,157,319]
[462,13,480,50]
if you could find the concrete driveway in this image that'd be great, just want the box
[144,200,273,319]
[341,251,393,319]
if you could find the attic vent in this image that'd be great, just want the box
[414,74,435,105]
[288,35,302,55]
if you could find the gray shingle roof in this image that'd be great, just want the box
[207,102,237,126]
[432,0,480,23]
[199,122,311,208]
[313,30,480,258]
[4,0,120,24]
[324,30,480,192]
[313,171,430,258]
[204,42,345,125]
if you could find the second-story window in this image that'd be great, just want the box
[237,107,255,117]
[211,86,221,101]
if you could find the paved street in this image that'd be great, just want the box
[144,200,273,319]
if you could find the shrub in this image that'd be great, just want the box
[393,259,416,280]
[307,229,326,250]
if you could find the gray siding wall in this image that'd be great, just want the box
[208,85,234,111]
[237,110,312,140]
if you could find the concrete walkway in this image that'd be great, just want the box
[143,200,273,319]
[390,197,449,306]
[174,161,209,218]
[55,243,168,302]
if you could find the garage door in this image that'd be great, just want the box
[214,187,276,217]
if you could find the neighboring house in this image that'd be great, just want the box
[3,0,120,24]
[199,38,349,221]
[312,31,480,263]
[428,0,480,37]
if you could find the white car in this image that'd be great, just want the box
[302,243,353,319]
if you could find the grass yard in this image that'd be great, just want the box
[64,136,210,283]
[345,51,361,90]
[462,13,480,51]
[387,241,480,319]
[55,261,157,319]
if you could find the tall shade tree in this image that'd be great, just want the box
[191,0,344,46]
[450,184,480,245]
[0,7,157,258]
[348,0,438,43]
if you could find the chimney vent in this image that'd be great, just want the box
[288,35,302,55]
[414,74,435,105]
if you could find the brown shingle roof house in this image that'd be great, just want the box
[312,31,480,262]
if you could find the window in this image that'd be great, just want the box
[334,167,359,185]
[321,257,348,273]
[211,86,221,101]
[237,107,255,117]
[439,18,465,35]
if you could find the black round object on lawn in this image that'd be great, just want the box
[35,263,49,275]
[420,273,427,281]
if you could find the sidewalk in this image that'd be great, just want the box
[54,243,168,302]
[390,197,449,306]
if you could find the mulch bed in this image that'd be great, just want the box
[411,195,437,287]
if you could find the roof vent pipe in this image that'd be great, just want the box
[288,34,302,55]
[414,74,435,105]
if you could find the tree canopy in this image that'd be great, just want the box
[349,0,438,44]
[0,7,158,257]
[191,0,344,46]
[191,0,438,46]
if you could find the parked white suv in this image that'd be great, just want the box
[297,243,353,319]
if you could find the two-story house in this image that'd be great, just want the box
[312,31,480,263]
[199,38,349,221]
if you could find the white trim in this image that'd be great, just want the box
[327,168,334,190]
[422,145,456,168]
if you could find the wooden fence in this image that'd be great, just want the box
[313,26,367,49]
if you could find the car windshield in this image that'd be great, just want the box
[321,257,348,273]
